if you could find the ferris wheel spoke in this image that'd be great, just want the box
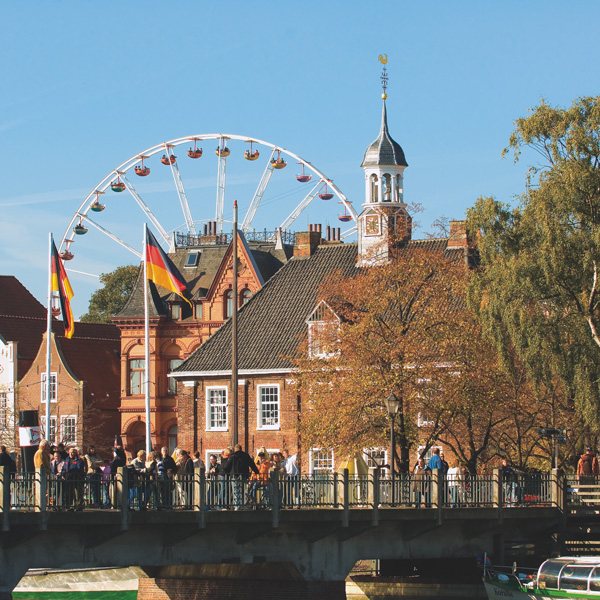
[241,149,276,233]
[120,172,170,245]
[167,158,195,234]
[274,181,324,237]
[341,226,358,239]
[82,216,142,258]
[216,157,227,234]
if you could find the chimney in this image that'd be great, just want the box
[294,225,322,258]
[447,220,469,249]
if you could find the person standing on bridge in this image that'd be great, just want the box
[34,439,52,475]
[222,444,259,509]
[577,447,599,485]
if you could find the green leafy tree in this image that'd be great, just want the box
[80,265,139,323]
[468,96,600,429]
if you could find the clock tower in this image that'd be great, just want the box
[358,57,410,264]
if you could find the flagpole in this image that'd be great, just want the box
[143,224,151,455]
[231,201,238,448]
[45,233,53,442]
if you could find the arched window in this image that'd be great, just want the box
[242,289,252,306]
[370,174,378,203]
[382,174,391,202]
[224,290,233,318]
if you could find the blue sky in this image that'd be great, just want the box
[1,1,598,318]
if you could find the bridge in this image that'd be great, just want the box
[0,467,576,600]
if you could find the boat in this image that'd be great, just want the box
[483,556,600,600]
[12,566,143,600]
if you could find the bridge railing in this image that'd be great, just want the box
[0,466,569,513]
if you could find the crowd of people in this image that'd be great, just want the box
[29,439,300,511]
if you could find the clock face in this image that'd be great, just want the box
[365,215,380,235]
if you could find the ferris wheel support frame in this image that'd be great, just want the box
[274,180,324,238]
[216,150,227,235]
[166,146,195,234]
[82,215,142,258]
[241,149,276,234]
[120,172,171,246]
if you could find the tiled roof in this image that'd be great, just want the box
[361,101,408,168]
[175,237,466,376]
[0,276,46,318]
[176,243,360,373]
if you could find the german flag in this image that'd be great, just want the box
[51,240,75,338]
[145,228,191,306]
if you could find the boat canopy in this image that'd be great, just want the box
[538,558,600,593]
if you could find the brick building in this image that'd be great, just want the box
[171,98,475,469]
[17,322,121,456]
[112,228,292,456]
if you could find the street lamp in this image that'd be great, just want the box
[385,391,401,505]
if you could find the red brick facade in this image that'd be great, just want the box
[177,373,300,464]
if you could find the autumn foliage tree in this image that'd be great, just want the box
[294,245,471,473]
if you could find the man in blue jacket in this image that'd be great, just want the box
[427,448,444,475]
[63,447,86,511]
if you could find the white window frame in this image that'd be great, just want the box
[40,416,57,444]
[257,384,280,430]
[41,372,57,403]
[61,415,77,446]
[309,448,334,473]
[306,301,340,359]
[417,412,435,428]
[417,445,443,462]
[206,386,228,431]
[205,449,223,467]
[363,447,388,471]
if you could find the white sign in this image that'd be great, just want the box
[19,426,41,447]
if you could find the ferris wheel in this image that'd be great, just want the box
[59,134,358,262]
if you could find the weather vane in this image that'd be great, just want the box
[378,54,388,99]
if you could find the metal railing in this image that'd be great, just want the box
[0,467,575,513]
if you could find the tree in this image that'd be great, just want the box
[80,265,139,323]
[294,245,471,473]
[467,96,600,428]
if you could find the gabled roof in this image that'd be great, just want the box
[361,100,408,168]
[175,243,360,374]
[116,236,292,319]
[175,237,465,377]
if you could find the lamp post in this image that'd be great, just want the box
[385,391,401,505]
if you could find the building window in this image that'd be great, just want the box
[129,359,145,395]
[171,304,181,320]
[225,290,233,318]
[306,302,339,359]
[41,373,57,403]
[167,425,178,454]
[40,416,57,444]
[185,252,199,268]
[309,448,334,473]
[257,385,280,429]
[195,302,203,320]
[0,393,7,428]
[363,447,387,471]
[168,358,183,395]
[61,416,77,445]
[242,289,252,305]
[207,387,227,431]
